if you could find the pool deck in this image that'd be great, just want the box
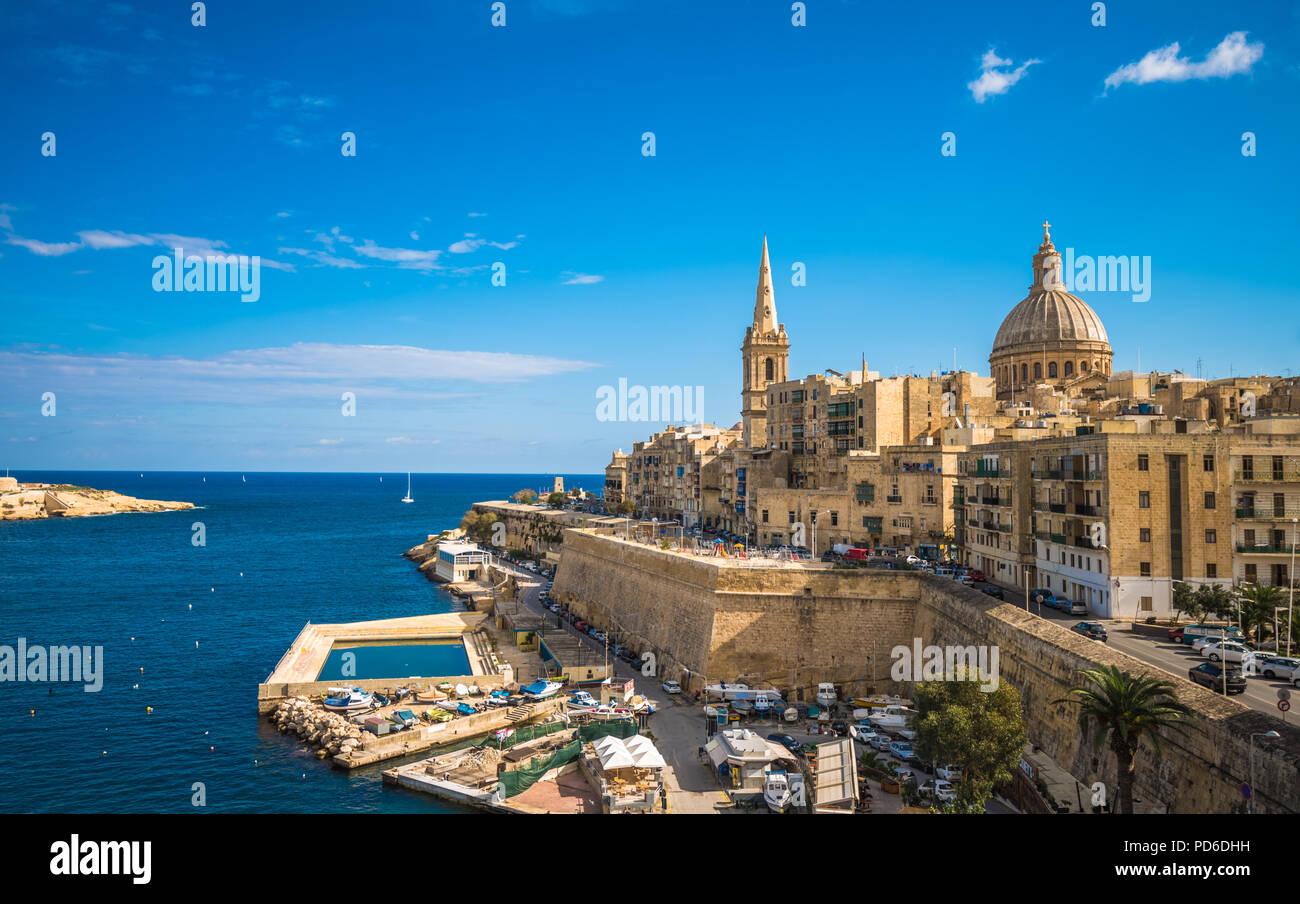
[257,611,496,711]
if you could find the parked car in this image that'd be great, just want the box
[1071,622,1108,642]
[1201,641,1255,666]
[905,555,922,566]
[936,764,963,781]
[1256,656,1300,680]
[767,733,802,753]
[918,779,956,804]
[888,740,915,760]
[1188,662,1247,694]
[661,680,681,694]
[969,570,986,583]
[1029,589,1057,609]
[1167,626,1185,642]
[870,734,894,752]
[980,584,1005,599]
[1064,600,1088,616]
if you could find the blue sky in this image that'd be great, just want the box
[2,0,1297,473]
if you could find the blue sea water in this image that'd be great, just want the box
[0,471,599,813]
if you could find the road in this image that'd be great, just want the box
[984,580,1296,722]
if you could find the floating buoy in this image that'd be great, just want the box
[209,746,214,751]
[146,706,153,713]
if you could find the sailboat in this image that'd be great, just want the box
[401,472,414,503]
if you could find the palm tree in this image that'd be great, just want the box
[1236,583,1284,646]
[1055,665,1190,814]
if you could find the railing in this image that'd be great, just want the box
[1235,469,1300,482]
[1236,508,1300,520]
[887,495,902,503]
[1049,503,1067,513]
[1050,533,1067,544]
[974,467,1004,478]
[996,524,1012,533]
[1073,504,1099,517]
[1236,544,1295,554]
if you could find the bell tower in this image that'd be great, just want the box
[741,236,790,448]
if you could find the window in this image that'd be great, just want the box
[1140,528,1150,542]
[1245,564,1257,582]
[1064,361,1074,377]
[1137,454,1149,471]
[1206,564,1218,579]
[1205,529,1216,544]
[788,511,795,524]
[1048,362,1058,379]
[764,358,774,381]
[830,511,838,527]
[1140,596,1153,612]
[1204,492,1216,510]
[761,509,769,523]
[1203,454,1215,472]
[1140,562,1151,577]
[1033,362,1042,380]
[1138,492,1150,508]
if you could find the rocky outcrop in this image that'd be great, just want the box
[0,483,193,521]
[269,697,367,759]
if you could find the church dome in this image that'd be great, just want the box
[992,289,1109,353]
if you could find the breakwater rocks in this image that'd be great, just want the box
[269,697,366,759]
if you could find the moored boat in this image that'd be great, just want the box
[521,679,563,700]
[763,770,794,813]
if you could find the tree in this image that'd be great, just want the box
[1171,582,1200,624]
[545,491,566,508]
[1055,665,1190,814]
[511,489,538,505]
[458,510,498,543]
[1194,584,1234,621]
[617,498,635,516]
[912,668,1027,813]
[1236,583,1283,645]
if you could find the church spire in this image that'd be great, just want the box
[753,235,777,334]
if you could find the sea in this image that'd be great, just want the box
[0,471,600,813]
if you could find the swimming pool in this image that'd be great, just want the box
[317,640,472,681]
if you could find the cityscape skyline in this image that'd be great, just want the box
[3,0,1297,472]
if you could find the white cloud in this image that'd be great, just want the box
[1104,31,1263,91]
[6,236,82,256]
[353,240,442,270]
[562,272,604,285]
[76,229,154,249]
[968,48,1040,103]
[316,438,343,445]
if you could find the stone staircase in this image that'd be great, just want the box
[505,704,533,723]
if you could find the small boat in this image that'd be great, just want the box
[763,770,794,814]
[866,704,916,732]
[436,701,460,713]
[704,682,751,701]
[371,692,391,707]
[806,704,820,718]
[455,683,469,697]
[390,709,419,728]
[487,692,512,707]
[815,682,837,708]
[424,708,452,723]
[852,708,874,721]
[401,472,413,504]
[732,698,753,714]
[456,702,477,715]
[754,693,772,715]
[322,687,375,714]
[783,707,798,722]
[521,679,563,700]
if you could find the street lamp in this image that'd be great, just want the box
[1289,517,1296,657]
[1249,730,1280,814]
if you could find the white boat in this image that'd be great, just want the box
[322,687,376,714]
[783,707,798,722]
[815,682,838,708]
[866,704,916,732]
[754,692,772,715]
[454,683,469,696]
[401,472,414,503]
[704,682,750,700]
[763,770,794,814]
[521,679,563,700]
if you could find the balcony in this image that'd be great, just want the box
[1049,503,1067,514]
[996,524,1012,533]
[1236,508,1300,520]
[1236,544,1294,554]
[1235,469,1300,482]
[979,496,1003,506]
[1073,504,1100,517]
[974,466,1004,478]
[887,495,903,503]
